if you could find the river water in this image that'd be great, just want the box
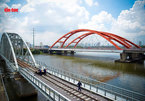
[34,52,145,95]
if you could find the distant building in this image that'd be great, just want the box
[139,41,142,46]
[43,45,49,48]
[33,45,49,49]
[40,42,43,48]
[34,46,40,49]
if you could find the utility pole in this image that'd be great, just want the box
[33,28,35,49]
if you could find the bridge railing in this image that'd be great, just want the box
[19,67,70,101]
[34,60,145,101]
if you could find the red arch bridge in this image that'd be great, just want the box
[48,29,145,63]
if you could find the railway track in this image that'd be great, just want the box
[30,67,99,101]
[17,59,108,101]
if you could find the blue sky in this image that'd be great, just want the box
[0,0,145,46]
[82,0,136,18]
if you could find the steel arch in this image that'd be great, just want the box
[0,33,19,71]
[65,32,131,49]
[0,33,37,71]
[50,29,140,50]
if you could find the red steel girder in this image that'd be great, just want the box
[50,29,141,50]
[65,32,130,49]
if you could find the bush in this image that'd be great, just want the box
[32,49,40,54]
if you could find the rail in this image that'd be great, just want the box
[34,59,145,101]
[19,67,70,101]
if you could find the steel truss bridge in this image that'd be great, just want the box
[0,32,145,101]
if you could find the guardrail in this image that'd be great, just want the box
[35,60,145,101]
[20,68,70,101]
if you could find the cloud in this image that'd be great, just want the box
[0,0,90,45]
[111,0,145,40]
[20,0,89,29]
[78,11,115,31]
[85,0,93,6]
[35,31,60,45]
[94,2,99,6]
[78,0,145,43]
[0,3,10,33]
[11,4,21,8]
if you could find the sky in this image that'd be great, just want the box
[0,0,145,46]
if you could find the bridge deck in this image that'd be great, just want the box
[49,48,123,53]
[17,59,109,101]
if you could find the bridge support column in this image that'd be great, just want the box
[49,50,57,54]
[49,50,63,55]
[56,50,63,55]
[13,73,37,97]
[0,56,37,99]
[116,51,145,63]
[64,51,68,55]
[70,51,74,55]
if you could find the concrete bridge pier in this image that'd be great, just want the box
[0,56,37,100]
[39,49,48,53]
[48,50,53,54]
[64,51,68,55]
[49,50,75,55]
[70,51,75,55]
[116,51,145,63]
[56,50,63,55]
[49,50,63,55]
[12,73,37,97]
